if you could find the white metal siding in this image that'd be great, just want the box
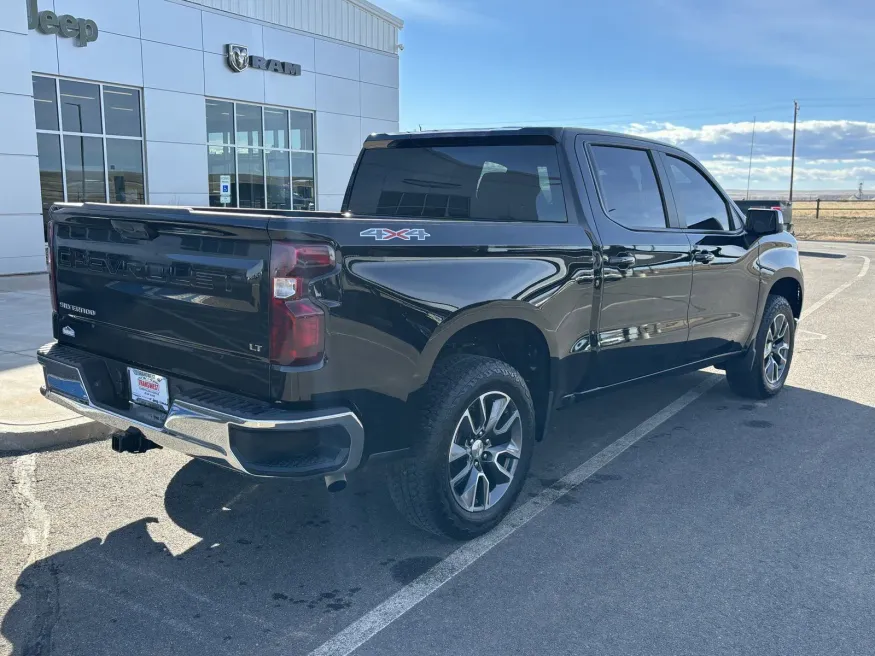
[181,0,402,53]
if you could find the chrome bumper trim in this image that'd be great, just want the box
[39,353,364,478]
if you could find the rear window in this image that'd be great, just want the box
[347,144,567,222]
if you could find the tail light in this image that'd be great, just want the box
[269,242,335,366]
[46,220,58,313]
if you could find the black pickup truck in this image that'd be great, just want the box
[39,128,803,539]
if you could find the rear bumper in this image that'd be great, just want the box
[37,343,364,479]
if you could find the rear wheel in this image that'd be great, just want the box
[726,294,795,399]
[387,355,535,540]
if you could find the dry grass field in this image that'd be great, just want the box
[791,201,875,242]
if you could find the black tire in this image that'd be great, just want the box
[387,354,536,540]
[726,294,795,399]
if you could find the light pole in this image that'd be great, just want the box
[745,117,756,200]
[789,100,799,204]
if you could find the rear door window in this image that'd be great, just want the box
[589,145,669,229]
[666,156,733,231]
[347,143,567,222]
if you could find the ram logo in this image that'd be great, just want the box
[360,228,431,241]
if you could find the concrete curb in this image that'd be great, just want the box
[798,238,875,245]
[0,417,113,453]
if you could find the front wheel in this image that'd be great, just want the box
[387,354,536,540]
[726,294,795,399]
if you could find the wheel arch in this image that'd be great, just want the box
[418,306,558,441]
[768,274,803,318]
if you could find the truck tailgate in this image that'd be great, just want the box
[51,205,272,399]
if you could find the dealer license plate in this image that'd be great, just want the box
[128,368,169,412]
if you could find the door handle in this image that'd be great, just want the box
[693,250,715,264]
[607,253,636,269]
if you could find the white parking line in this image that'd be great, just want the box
[800,255,870,321]
[307,376,720,656]
[307,249,872,656]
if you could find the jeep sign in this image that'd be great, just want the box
[26,0,98,47]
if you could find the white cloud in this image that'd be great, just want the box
[625,119,875,190]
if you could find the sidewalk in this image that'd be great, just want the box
[0,274,110,452]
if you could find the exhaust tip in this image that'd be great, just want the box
[324,473,347,492]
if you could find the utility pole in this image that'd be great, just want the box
[746,117,757,200]
[789,100,799,204]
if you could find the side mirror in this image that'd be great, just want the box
[745,208,783,235]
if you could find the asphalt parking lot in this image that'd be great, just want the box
[1,240,873,656]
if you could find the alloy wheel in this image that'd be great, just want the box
[448,391,523,513]
[763,313,791,386]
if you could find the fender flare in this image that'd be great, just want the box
[758,267,804,321]
[737,267,803,371]
[416,301,560,383]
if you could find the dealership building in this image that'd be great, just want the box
[0,0,403,274]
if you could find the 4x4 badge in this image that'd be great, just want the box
[360,228,430,241]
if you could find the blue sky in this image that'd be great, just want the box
[376,0,875,192]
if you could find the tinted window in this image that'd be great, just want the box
[59,80,102,134]
[208,146,236,207]
[237,148,265,209]
[590,146,667,229]
[236,104,262,147]
[206,100,234,145]
[347,144,567,222]
[667,156,732,231]
[64,135,105,202]
[103,86,141,137]
[36,133,63,224]
[289,111,314,151]
[33,76,59,131]
[106,139,145,204]
[266,149,291,209]
[291,153,315,210]
[264,108,289,149]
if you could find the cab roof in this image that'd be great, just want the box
[362,126,673,150]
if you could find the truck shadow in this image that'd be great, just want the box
[4,375,874,655]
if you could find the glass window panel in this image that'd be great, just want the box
[289,111,314,151]
[64,135,106,202]
[32,76,59,131]
[36,133,64,229]
[266,150,291,210]
[59,80,102,134]
[104,86,141,137]
[206,100,234,145]
[590,146,668,229]
[238,148,265,209]
[208,146,237,207]
[667,156,731,231]
[347,144,567,222]
[264,108,289,149]
[235,104,262,147]
[106,139,145,204]
[375,190,402,215]
[291,152,315,210]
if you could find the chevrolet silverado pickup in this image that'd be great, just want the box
[38,128,803,539]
